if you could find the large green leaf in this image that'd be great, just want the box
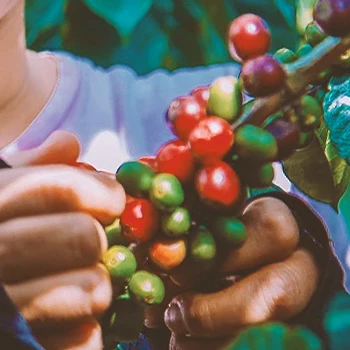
[283,136,343,210]
[25,0,67,46]
[82,0,153,38]
[324,292,350,350]
[323,76,350,164]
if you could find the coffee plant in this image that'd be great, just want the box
[25,0,350,349]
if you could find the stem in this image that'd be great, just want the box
[232,34,350,130]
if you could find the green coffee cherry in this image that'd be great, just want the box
[212,217,247,246]
[128,271,165,306]
[274,48,298,64]
[242,163,275,188]
[300,95,323,131]
[102,296,144,345]
[105,218,127,247]
[116,161,155,197]
[297,44,313,57]
[207,76,242,122]
[102,246,137,282]
[190,226,217,262]
[305,21,327,47]
[150,173,184,212]
[162,207,191,237]
[298,131,314,149]
[235,125,278,162]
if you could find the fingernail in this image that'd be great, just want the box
[91,218,108,254]
[164,302,188,335]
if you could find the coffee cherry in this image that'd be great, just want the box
[314,0,350,37]
[191,86,210,107]
[297,43,313,57]
[138,156,158,171]
[189,117,234,165]
[299,95,323,131]
[240,55,286,97]
[265,117,300,159]
[102,297,144,344]
[156,140,195,184]
[207,76,242,122]
[299,131,315,148]
[235,124,278,161]
[190,226,217,262]
[274,48,298,64]
[116,161,155,198]
[128,271,165,305]
[195,161,241,210]
[213,217,247,246]
[161,207,191,237]
[305,21,327,47]
[150,174,184,212]
[166,96,206,141]
[149,238,187,271]
[228,14,271,61]
[102,246,137,282]
[120,199,160,243]
[105,218,128,247]
[241,162,275,188]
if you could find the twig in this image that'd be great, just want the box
[232,34,350,130]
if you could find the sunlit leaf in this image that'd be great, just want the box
[283,136,338,208]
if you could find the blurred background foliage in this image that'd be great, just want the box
[25,0,308,75]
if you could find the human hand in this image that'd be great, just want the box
[145,197,320,350]
[0,131,126,349]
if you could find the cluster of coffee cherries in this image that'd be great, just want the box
[101,0,349,346]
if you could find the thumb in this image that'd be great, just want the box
[4,131,81,167]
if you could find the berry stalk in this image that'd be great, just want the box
[232,33,350,130]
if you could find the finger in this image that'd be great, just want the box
[0,165,125,225]
[165,249,319,338]
[144,278,189,329]
[5,131,81,167]
[169,333,234,350]
[36,321,103,350]
[5,264,112,329]
[0,213,107,283]
[170,197,299,286]
[219,197,300,273]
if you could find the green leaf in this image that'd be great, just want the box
[25,0,67,46]
[324,292,350,350]
[82,0,153,38]
[323,76,350,164]
[325,137,350,209]
[227,323,287,349]
[226,323,322,349]
[282,136,342,210]
[111,14,169,75]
